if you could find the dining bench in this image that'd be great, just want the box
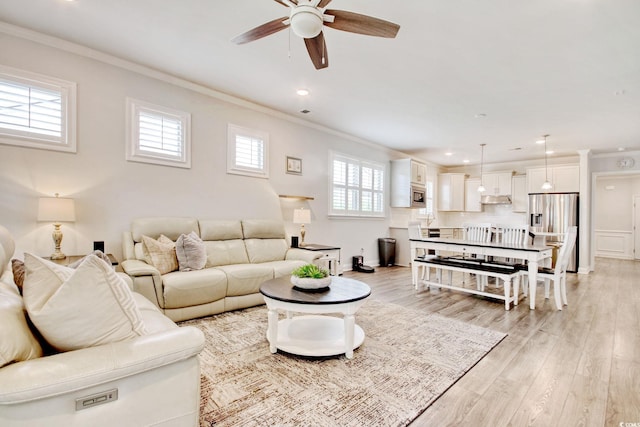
[413,256,522,310]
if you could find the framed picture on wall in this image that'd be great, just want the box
[286,156,302,175]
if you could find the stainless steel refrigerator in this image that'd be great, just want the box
[529,192,579,272]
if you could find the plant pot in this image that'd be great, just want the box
[290,275,332,290]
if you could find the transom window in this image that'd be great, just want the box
[330,151,385,217]
[0,65,76,152]
[227,123,269,178]
[126,98,191,168]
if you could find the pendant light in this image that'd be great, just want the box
[477,143,486,192]
[541,135,553,190]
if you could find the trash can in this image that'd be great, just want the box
[378,237,396,267]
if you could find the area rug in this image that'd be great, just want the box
[180,300,506,427]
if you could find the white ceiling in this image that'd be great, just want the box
[1,0,639,166]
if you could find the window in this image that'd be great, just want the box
[330,151,385,217]
[227,123,269,178]
[0,65,76,152]
[126,98,191,168]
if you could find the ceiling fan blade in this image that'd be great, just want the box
[304,32,329,70]
[273,0,297,6]
[324,10,400,38]
[317,0,333,7]
[231,17,289,44]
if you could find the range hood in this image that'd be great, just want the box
[481,194,512,204]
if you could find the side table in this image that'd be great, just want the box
[298,243,342,275]
[46,254,120,271]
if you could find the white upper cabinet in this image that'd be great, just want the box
[391,158,428,207]
[410,160,427,185]
[465,178,483,212]
[438,173,465,211]
[480,172,513,195]
[527,164,579,193]
[511,175,527,212]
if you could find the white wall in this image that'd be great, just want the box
[0,31,405,266]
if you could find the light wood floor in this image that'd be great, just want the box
[342,258,640,427]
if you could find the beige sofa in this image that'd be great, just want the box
[121,218,321,322]
[0,225,205,427]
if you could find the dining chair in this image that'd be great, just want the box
[408,221,440,289]
[497,224,530,246]
[460,223,493,288]
[521,226,577,310]
[463,223,493,243]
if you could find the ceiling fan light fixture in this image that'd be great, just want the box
[290,7,324,39]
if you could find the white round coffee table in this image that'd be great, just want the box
[259,276,371,359]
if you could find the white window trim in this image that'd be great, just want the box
[126,98,191,169]
[227,123,269,179]
[329,151,386,218]
[0,65,76,153]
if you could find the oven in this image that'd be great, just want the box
[411,186,426,208]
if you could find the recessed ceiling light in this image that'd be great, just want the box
[546,150,554,155]
[445,151,453,156]
[463,159,470,163]
[535,139,546,144]
[618,147,626,151]
[296,89,310,96]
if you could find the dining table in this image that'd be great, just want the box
[410,237,554,309]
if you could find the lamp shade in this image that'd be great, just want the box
[292,208,311,224]
[38,196,76,222]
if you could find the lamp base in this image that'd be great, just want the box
[50,251,67,260]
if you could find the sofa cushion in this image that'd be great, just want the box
[132,293,178,333]
[176,231,207,272]
[11,259,25,292]
[203,240,249,267]
[131,217,199,242]
[244,238,288,263]
[199,220,243,241]
[262,259,308,278]
[161,268,228,309]
[22,254,147,352]
[142,235,179,274]
[241,219,286,239]
[216,264,273,297]
[0,281,43,367]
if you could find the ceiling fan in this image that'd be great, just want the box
[231,0,400,70]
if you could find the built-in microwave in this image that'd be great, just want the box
[411,186,426,208]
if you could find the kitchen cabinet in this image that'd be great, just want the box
[480,171,513,195]
[411,161,427,185]
[511,175,527,212]
[391,158,428,207]
[464,178,483,212]
[527,164,579,193]
[438,173,465,211]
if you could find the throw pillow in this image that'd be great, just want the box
[141,235,178,274]
[11,259,25,293]
[0,282,43,367]
[68,250,112,269]
[22,253,147,352]
[175,231,207,271]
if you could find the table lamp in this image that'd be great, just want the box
[292,208,311,246]
[38,193,76,259]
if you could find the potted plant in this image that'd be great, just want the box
[290,264,331,290]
